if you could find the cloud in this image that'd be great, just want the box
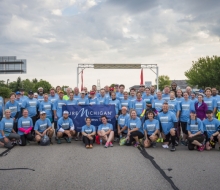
[51,9,62,16]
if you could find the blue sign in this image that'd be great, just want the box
[62,105,116,132]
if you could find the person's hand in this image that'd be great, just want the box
[88,135,93,140]
[115,115,118,119]
[188,134,193,138]
[42,131,46,136]
[210,135,214,140]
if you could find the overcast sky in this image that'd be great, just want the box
[1,0,220,91]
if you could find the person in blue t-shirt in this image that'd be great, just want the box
[203,110,220,151]
[53,90,67,133]
[126,110,144,147]
[176,89,184,103]
[0,109,20,147]
[73,87,81,101]
[204,87,217,114]
[66,92,78,105]
[190,92,198,105]
[89,91,100,105]
[180,92,195,145]
[34,111,54,144]
[48,88,58,105]
[144,110,159,148]
[5,93,21,132]
[77,91,89,105]
[152,91,164,113]
[109,92,121,118]
[81,117,96,148]
[17,109,34,146]
[168,92,180,120]
[98,115,114,148]
[129,88,136,102]
[131,92,146,118]
[158,102,178,151]
[187,111,205,151]
[37,87,44,102]
[57,111,75,144]
[21,90,40,126]
[142,87,154,109]
[98,89,107,105]
[120,91,132,111]
[15,91,23,118]
[117,107,129,136]
[162,86,170,102]
[116,84,125,101]
[39,93,53,122]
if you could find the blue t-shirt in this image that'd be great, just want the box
[98,123,113,132]
[180,99,195,122]
[57,117,74,131]
[73,94,81,101]
[118,113,129,133]
[39,101,53,119]
[17,116,33,135]
[53,99,67,119]
[216,96,220,111]
[176,97,184,103]
[77,98,89,105]
[129,95,136,102]
[109,99,121,114]
[131,100,146,116]
[187,118,203,134]
[98,96,108,105]
[144,119,159,135]
[203,118,220,138]
[66,99,78,105]
[212,95,220,100]
[152,99,165,112]
[158,111,177,135]
[37,95,44,102]
[81,125,96,134]
[89,97,100,105]
[162,94,170,102]
[16,98,23,118]
[5,101,20,118]
[168,99,180,115]
[120,99,132,111]
[48,95,57,105]
[20,95,28,102]
[34,118,52,133]
[21,98,40,117]
[190,98,198,105]
[127,117,144,134]
[116,92,124,102]
[203,96,217,111]
[0,118,14,136]
[142,94,154,105]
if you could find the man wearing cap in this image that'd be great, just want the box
[39,93,53,122]
[66,92,78,105]
[21,91,40,126]
[53,90,67,134]
[34,111,54,144]
[63,87,72,101]
[57,111,75,144]
[77,91,89,105]
[37,87,44,102]
[73,87,81,101]
[89,91,100,105]
[203,110,220,151]
[20,89,28,101]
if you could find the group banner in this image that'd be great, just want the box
[62,105,116,132]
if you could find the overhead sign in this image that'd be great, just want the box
[94,64,141,69]
[145,81,152,87]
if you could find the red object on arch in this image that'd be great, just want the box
[140,68,143,85]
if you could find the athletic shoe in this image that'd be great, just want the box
[86,145,89,148]
[181,141,187,146]
[67,138,71,143]
[57,139,61,144]
[156,138,161,142]
[198,145,205,151]
[152,142,156,148]
[134,142,140,147]
[75,137,78,141]
[104,142,109,148]
[109,142,113,147]
[89,144,93,148]
[49,138,53,145]
[170,146,176,151]
[162,144,169,149]
[160,138,163,142]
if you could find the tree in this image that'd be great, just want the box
[0,87,12,98]
[34,80,52,93]
[22,79,35,92]
[0,80,7,87]
[8,81,17,92]
[32,78,38,84]
[185,56,220,88]
[157,75,171,91]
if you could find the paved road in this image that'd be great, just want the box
[0,141,220,190]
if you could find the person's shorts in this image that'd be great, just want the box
[147,134,159,141]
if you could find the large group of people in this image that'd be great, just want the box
[0,83,220,152]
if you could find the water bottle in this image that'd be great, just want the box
[100,138,102,145]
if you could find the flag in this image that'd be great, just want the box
[140,68,143,85]
[81,70,83,91]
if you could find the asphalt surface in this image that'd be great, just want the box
[0,141,220,190]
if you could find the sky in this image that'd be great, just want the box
[0,0,220,91]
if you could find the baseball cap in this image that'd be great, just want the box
[81,91,85,94]
[16,91,21,95]
[28,91,34,95]
[90,91,95,95]
[40,111,46,115]
[63,110,69,114]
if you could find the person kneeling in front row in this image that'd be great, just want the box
[81,117,96,148]
[34,111,54,144]
[57,111,75,144]
[144,110,159,148]
[98,115,114,148]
